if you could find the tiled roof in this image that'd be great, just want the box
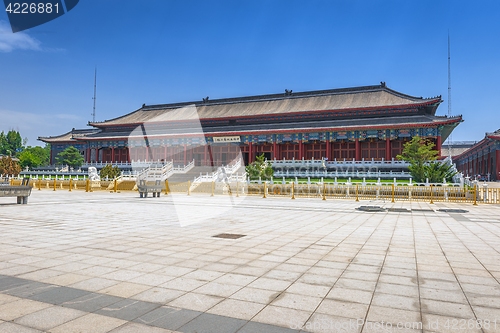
[89,84,441,127]
[38,128,101,143]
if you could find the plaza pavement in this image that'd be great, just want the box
[0,190,499,333]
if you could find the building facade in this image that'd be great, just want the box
[39,84,462,167]
[454,129,500,181]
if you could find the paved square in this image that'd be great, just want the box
[1,190,500,332]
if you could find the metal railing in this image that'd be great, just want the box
[11,178,499,204]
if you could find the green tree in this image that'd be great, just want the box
[0,130,23,156]
[0,156,21,176]
[424,161,458,183]
[55,146,84,168]
[245,153,273,180]
[397,136,439,182]
[18,145,50,169]
[100,164,121,179]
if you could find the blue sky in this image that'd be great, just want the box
[1,0,499,147]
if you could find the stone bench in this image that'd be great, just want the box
[137,180,164,198]
[0,178,32,204]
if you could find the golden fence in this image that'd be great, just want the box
[10,178,500,204]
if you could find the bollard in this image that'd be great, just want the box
[114,179,117,193]
[429,184,434,204]
[356,184,359,202]
[53,179,56,191]
[38,179,41,191]
[187,180,191,196]
[69,178,72,192]
[391,183,395,203]
[85,179,90,192]
[211,181,214,197]
[473,185,477,206]
[322,182,326,201]
[263,182,267,198]
[291,182,295,200]
[164,180,169,195]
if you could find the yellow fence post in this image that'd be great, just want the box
[473,185,478,206]
[38,179,41,191]
[430,184,434,204]
[69,178,72,192]
[356,184,359,202]
[164,180,169,195]
[85,179,89,192]
[263,182,267,198]
[187,180,191,196]
[391,184,395,203]
[291,182,295,200]
[211,181,214,197]
[53,179,56,191]
[322,183,326,201]
[114,179,117,193]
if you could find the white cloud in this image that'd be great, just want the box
[0,20,41,52]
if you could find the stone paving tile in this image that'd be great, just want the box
[95,299,160,321]
[109,322,177,333]
[68,277,120,292]
[61,292,124,312]
[178,312,247,333]
[27,286,91,305]
[0,321,45,333]
[99,281,152,298]
[230,286,281,304]
[132,287,185,303]
[304,312,361,333]
[253,305,312,329]
[4,281,56,298]
[14,306,86,331]
[326,287,373,304]
[167,292,223,312]
[48,313,127,333]
[135,306,202,331]
[0,299,52,321]
[271,292,323,312]
[238,321,302,333]
[207,298,265,320]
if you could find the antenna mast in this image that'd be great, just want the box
[447,32,452,157]
[92,67,97,123]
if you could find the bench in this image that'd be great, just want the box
[137,180,164,198]
[0,178,32,204]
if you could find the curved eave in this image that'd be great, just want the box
[88,98,443,129]
[83,116,461,141]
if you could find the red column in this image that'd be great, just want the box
[385,138,391,161]
[272,142,277,159]
[436,136,442,157]
[248,142,253,163]
[204,145,208,166]
[299,141,304,160]
[50,149,53,165]
[183,144,187,165]
[111,147,115,163]
[86,148,90,163]
[326,140,331,161]
[355,139,361,161]
[496,150,500,180]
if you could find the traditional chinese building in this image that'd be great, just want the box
[454,129,500,181]
[39,83,462,167]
